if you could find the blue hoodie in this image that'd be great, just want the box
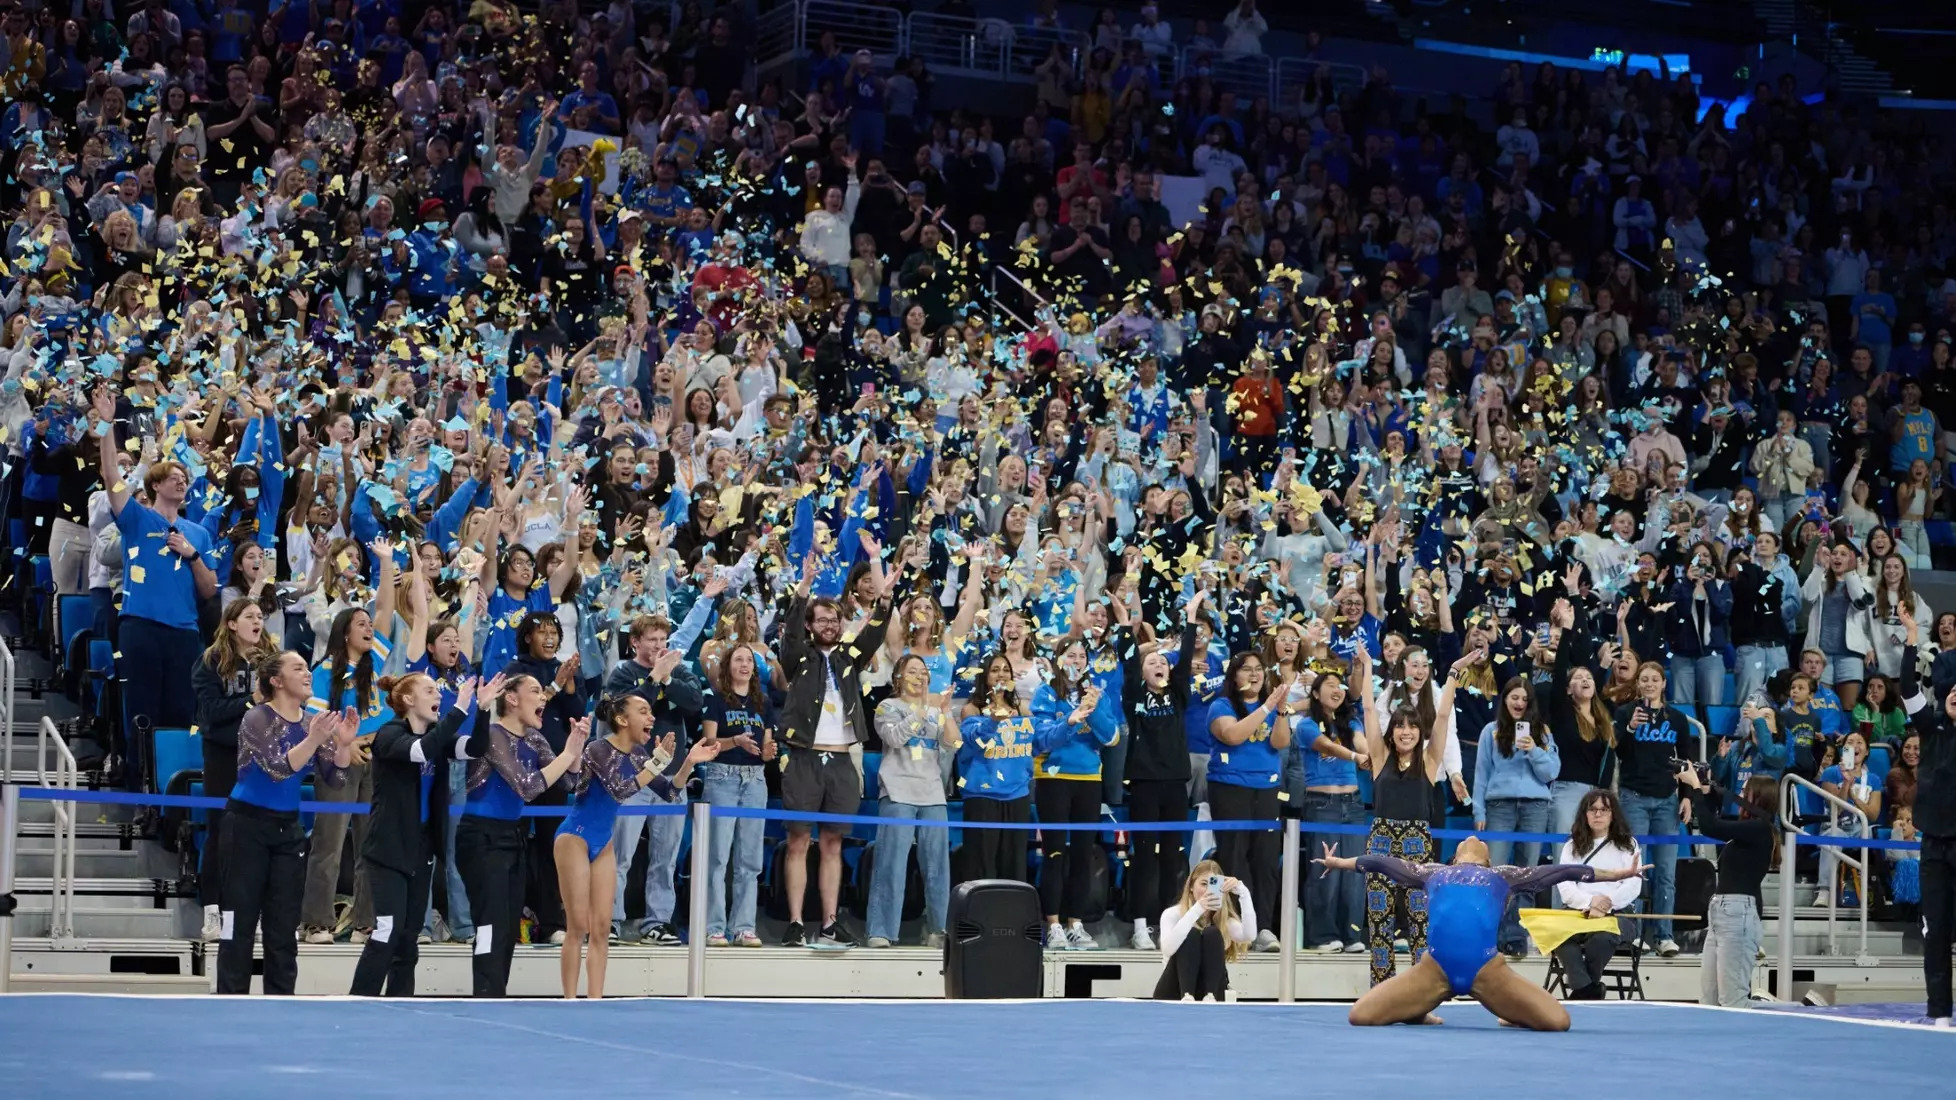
[1030,682,1121,781]
[957,712,1069,801]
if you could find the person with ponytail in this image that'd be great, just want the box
[555,694,723,998]
[457,672,584,997]
[1120,591,1205,952]
[1356,646,1458,988]
[1031,633,1121,950]
[350,671,482,996]
[191,596,281,943]
[215,652,356,995]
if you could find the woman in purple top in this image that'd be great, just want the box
[553,694,722,999]
[216,652,356,996]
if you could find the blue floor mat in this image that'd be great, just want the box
[0,996,1945,1098]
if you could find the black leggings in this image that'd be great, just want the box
[1153,923,1228,1001]
[215,804,307,995]
[1036,779,1102,921]
[526,786,567,938]
[1553,931,1621,996]
[350,857,434,996]
[961,795,1030,883]
[456,815,526,997]
[1126,778,1189,925]
[1207,782,1279,936]
[198,735,239,908]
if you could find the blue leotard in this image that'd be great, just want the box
[1355,856,1596,994]
[556,738,680,861]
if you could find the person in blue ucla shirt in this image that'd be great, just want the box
[1206,651,1299,953]
[94,385,217,790]
[958,654,1070,883]
[214,652,355,996]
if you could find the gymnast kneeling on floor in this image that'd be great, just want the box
[1314,838,1648,1029]
[1153,859,1258,1001]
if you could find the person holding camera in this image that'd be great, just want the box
[1551,789,1643,1000]
[1152,861,1257,1002]
[1676,769,1779,1006]
[1665,542,1732,707]
[1712,703,1788,816]
[1611,661,1697,956]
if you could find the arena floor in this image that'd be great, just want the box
[0,996,1947,1097]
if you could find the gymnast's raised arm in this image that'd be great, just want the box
[1500,863,1649,893]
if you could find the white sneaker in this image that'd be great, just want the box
[866,936,893,948]
[199,906,223,943]
[1342,940,1367,954]
[1065,922,1098,950]
[1130,925,1157,951]
[548,930,566,946]
[1933,1018,1953,1029]
[417,932,433,945]
[1045,923,1071,950]
[1657,939,1681,958]
[1251,930,1281,953]
[1305,939,1344,954]
[302,927,333,945]
[1811,889,1831,907]
[349,929,369,945]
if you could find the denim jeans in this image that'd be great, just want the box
[1668,653,1728,707]
[1762,496,1802,534]
[1617,789,1681,941]
[866,799,951,943]
[1700,894,1761,1007]
[1482,797,1551,951]
[698,763,767,938]
[1301,791,1365,947]
[613,783,686,933]
[1733,645,1789,707]
[424,760,474,940]
[1548,781,1591,841]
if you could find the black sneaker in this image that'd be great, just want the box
[645,922,682,947]
[818,921,856,947]
[781,921,806,947]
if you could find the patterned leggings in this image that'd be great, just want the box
[1365,818,1432,987]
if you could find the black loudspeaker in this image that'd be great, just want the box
[945,880,1044,999]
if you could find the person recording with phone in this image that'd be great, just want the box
[1152,860,1257,1001]
[1472,677,1560,957]
[1889,605,1956,1026]
[1676,769,1779,1007]
[1611,661,1697,956]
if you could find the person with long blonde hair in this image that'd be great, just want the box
[1152,859,1257,1001]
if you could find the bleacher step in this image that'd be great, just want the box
[9,906,188,939]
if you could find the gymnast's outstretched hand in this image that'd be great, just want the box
[1312,842,1357,876]
[1594,864,1655,882]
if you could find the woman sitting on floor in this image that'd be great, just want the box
[1153,860,1258,1001]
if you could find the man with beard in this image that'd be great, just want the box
[778,546,893,946]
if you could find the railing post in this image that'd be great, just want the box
[0,784,19,993]
[1277,817,1299,1004]
[685,801,711,999]
[1,636,14,785]
[1777,828,1796,1002]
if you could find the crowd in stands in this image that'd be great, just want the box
[4,0,1955,1007]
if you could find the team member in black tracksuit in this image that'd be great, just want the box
[190,597,281,943]
[349,671,481,996]
[1891,608,1956,1026]
[215,653,355,995]
[1121,592,1203,952]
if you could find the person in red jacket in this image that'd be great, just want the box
[1230,348,1285,479]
